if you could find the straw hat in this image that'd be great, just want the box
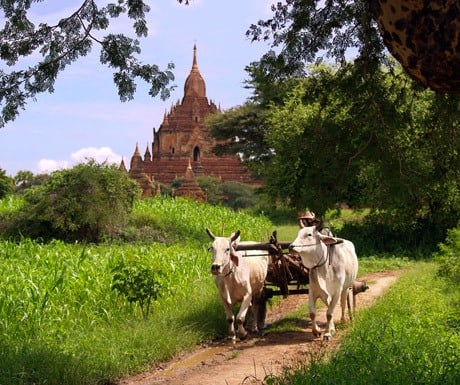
[298,211,315,220]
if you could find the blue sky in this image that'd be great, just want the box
[0,0,273,177]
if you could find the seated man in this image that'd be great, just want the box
[297,211,333,236]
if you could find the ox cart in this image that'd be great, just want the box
[234,230,310,300]
[234,230,369,331]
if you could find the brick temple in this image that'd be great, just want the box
[121,45,255,198]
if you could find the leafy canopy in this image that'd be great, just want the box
[12,160,141,242]
[263,63,460,231]
[246,0,387,80]
[206,0,460,235]
[0,168,13,198]
[0,0,190,127]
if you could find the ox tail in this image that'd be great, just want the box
[346,289,353,321]
[347,280,370,321]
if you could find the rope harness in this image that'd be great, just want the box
[296,243,337,270]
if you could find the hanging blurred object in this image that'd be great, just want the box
[369,0,460,93]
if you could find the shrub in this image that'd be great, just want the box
[337,218,443,258]
[196,176,223,204]
[435,226,460,284]
[111,256,169,319]
[220,181,258,209]
[173,176,258,210]
[8,160,141,242]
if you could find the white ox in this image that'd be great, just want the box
[206,228,268,341]
[289,225,358,340]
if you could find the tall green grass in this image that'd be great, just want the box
[0,197,272,385]
[128,196,274,244]
[0,196,451,385]
[0,240,214,384]
[267,263,460,385]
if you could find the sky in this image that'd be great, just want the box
[0,0,274,177]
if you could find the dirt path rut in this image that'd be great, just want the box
[120,270,402,385]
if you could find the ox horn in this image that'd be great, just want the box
[206,228,216,240]
[230,230,241,242]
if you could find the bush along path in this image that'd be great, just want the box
[119,269,406,385]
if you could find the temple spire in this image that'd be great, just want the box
[183,44,206,98]
[192,43,198,70]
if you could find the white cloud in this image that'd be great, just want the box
[71,146,122,165]
[38,147,122,174]
[38,159,70,174]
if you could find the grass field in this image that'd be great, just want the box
[0,196,457,385]
[267,262,460,385]
[0,197,273,385]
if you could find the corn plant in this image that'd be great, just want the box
[133,196,273,244]
[0,196,274,384]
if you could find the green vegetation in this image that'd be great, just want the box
[262,65,460,230]
[0,239,216,385]
[263,208,364,244]
[173,176,260,210]
[0,195,458,384]
[266,263,460,385]
[435,227,460,285]
[0,167,13,198]
[3,161,141,242]
[111,255,170,319]
[357,256,412,276]
[211,24,460,240]
[13,170,50,194]
[267,208,441,258]
[0,194,23,215]
[0,163,265,242]
[272,224,300,242]
[0,196,272,385]
[1,169,459,385]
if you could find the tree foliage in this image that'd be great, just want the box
[266,63,459,231]
[10,160,141,242]
[246,0,387,79]
[13,169,49,193]
[206,104,270,176]
[221,67,459,231]
[205,0,460,236]
[435,227,460,285]
[0,168,13,198]
[0,0,190,127]
[206,63,300,177]
[173,175,259,210]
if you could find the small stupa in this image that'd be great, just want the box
[173,159,206,202]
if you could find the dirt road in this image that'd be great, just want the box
[120,270,402,385]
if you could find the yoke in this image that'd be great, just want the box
[234,231,309,298]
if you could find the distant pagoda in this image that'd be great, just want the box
[124,45,255,197]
